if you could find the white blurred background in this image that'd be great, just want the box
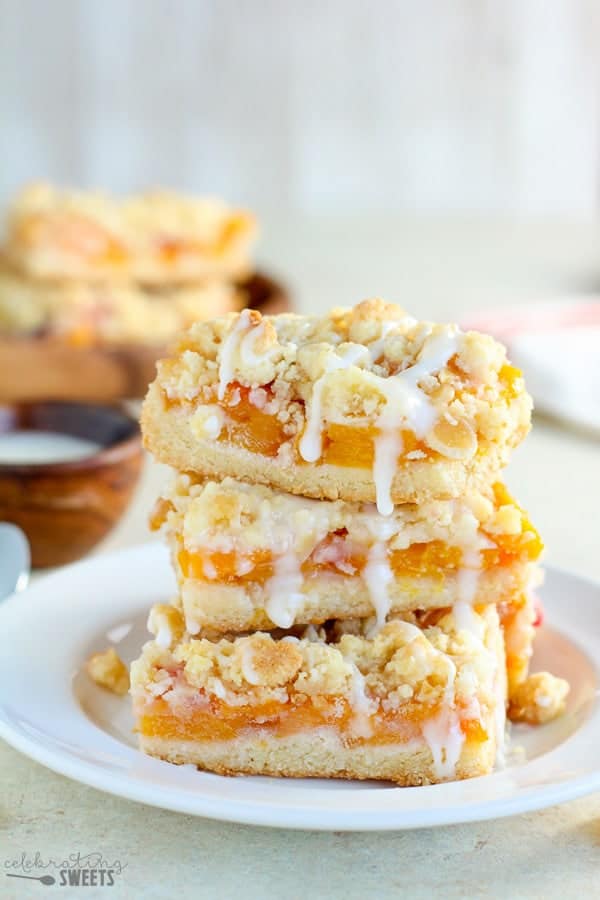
[2,0,600,216]
[1,0,599,592]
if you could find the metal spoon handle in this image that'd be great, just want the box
[6,873,55,884]
[0,522,30,601]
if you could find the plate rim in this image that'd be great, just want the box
[1,544,600,831]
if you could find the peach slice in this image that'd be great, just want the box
[137,694,488,747]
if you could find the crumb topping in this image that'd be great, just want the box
[5,182,257,281]
[508,671,569,724]
[86,647,130,696]
[148,300,532,513]
[157,473,537,561]
[0,260,239,344]
[131,604,501,712]
[147,603,186,650]
[156,300,528,422]
[158,299,520,408]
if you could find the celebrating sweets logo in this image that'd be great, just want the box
[4,852,127,887]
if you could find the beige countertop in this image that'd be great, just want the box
[2,218,600,899]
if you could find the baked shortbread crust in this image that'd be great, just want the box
[5,182,257,284]
[153,474,542,635]
[131,604,507,785]
[141,300,532,509]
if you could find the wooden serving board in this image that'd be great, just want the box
[0,271,290,403]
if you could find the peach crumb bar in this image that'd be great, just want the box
[141,299,532,509]
[131,604,507,785]
[4,182,257,284]
[0,261,240,346]
[151,474,542,635]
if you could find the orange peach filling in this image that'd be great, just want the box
[218,388,440,465]
[218,386,286,456]
[137,694,487,746]
[157,217,245,262]
[498,593,535,691]
[499,363,524,401]
[64,325,97,348]
[178,523,542,586]
[168,363,523,466]
[179,547,274,583]
[22,213,127,265]
[319,423,434,467]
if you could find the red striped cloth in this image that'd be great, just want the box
[463,301,600,431]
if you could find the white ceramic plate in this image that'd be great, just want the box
[0,544,599,831]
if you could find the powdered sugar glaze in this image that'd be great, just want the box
[298,321,464,516]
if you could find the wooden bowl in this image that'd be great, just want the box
[0,402,143,568]
[0,270,291,403]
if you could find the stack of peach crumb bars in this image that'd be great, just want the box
[0,182,256,346]
[132,299,569,785]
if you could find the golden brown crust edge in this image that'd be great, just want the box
[138,732,496,786]
[175,565,537,635]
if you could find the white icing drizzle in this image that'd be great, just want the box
[147,608,172,648]
[240,323,266,366]
[372,429,402,517]
[451,580,507,770]
[302,625,320,642]
[217,309,255,400]
[186,617,201,636]
[362,515,403,631]
[234,556,254,577]
[265,550,305,628]
[203,414,222,440]
[297,324,461,516]
[394,623,465,780]
[299,344,369,462]
[363,541,394,631]
[190,405,225,440]
[155,624,172,649]
[457,548,483,605]
[365,319,405,362]
[422,707,466,780]
[360,616,469,779]
[424,648,465,779]
[201,557,218,580]
[372,327,461,515]
[453,533,495,638]
[211,678,228,700]
[452,600,485,640]
[346,662,378,738]
[454,546,484,640]
[240,643,262,685]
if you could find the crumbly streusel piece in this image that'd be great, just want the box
[142,300,532,508]
[508,671,569,724]
[131,604,506,785]
[153,473,542,634]
[0,261,239,345]
[86,647,130,696]
[5,182,257,284]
